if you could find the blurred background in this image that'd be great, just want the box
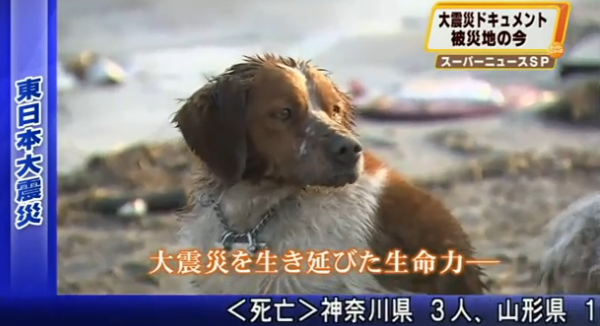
[57,0,599,294]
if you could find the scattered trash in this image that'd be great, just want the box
[63,50,127,86]
[351,75,506,121]
[58,187,187,226]
[350,74,560,122]
[117,198,148,218]
[85,188,186,216]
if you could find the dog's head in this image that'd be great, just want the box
[173,54,362,188]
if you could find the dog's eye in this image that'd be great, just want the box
[277,108,292,120]
[332,105,343,119]
[332,105,342,115]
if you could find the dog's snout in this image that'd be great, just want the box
[327,135,362,165]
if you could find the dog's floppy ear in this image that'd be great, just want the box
[173,76,248,185]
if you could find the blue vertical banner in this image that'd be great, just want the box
[47,0,59,297]
[0,0,12,297]
[8,0,57,296]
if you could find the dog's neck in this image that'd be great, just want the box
[192,166,302,232]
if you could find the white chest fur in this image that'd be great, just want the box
[175,168,398,294]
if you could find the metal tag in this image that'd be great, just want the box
[216,232,267,254]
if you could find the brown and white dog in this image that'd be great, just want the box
[172,54,487,294]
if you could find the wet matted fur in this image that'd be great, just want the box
[172,54,487,294]
[539,193,600,294]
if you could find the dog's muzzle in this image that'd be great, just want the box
[326,134,363,168]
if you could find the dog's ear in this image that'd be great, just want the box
[173,76,248,185]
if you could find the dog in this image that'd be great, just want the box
[172,54,487,294]
[538,193,600,294]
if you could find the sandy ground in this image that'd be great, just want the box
[57,0,600,294]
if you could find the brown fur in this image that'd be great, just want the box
[362,154,487,294]
[173,54,359,187]
[173,54,487,294]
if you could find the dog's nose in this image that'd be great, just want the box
[328,135,363,165]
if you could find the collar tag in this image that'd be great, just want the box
[216,232,267,254]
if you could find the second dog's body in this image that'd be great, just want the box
[539,193,600,294]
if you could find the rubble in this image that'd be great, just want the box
[58,142,190,225]
[416,147,600,189]
[351,75,558,122]
[539,78,600,127]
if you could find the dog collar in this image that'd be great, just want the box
[199,193,275,254]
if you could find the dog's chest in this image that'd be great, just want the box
[262,192,378,252]
[176,174,389,294]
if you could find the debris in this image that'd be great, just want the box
[351,75,505,121]
[58,187,187,226]
[58,142,190,194]
[415,147,600,189]
[117,199,148,218]
[57,142,191,225]
[350,75,555,121]
[63,50,127,85]
[539,78,600,127]
[85,188,186,216]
